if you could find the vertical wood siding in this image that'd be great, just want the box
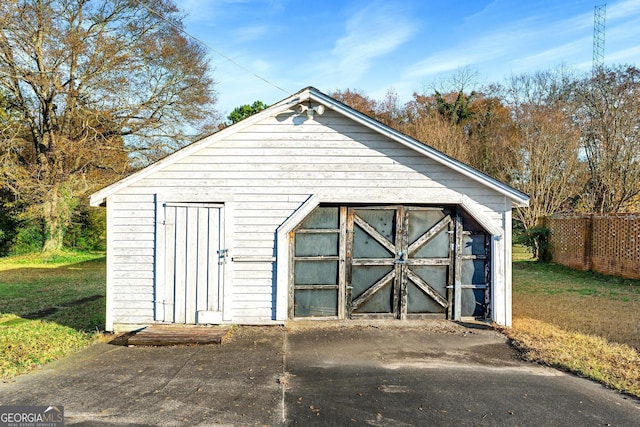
[107,110,508,326]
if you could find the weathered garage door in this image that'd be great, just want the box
[291,205,490,320]
[160,204,224,324]
[349,206,451,319]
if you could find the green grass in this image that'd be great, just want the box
[0,250,106,378]
[513,261,640,301]
[0,250,105,267]
[512,243,533,262]
[512,258,640,350]
[0,314,95,377]
[509,245,640,398]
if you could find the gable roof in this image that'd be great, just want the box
[90,86,529,207]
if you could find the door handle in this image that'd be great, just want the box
[217,249,229,265]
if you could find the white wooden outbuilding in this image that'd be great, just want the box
[90,87,529,333]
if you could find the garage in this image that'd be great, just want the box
[90,86,528,332]
[291,205,490,320]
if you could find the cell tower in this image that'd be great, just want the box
[593,4,606,72]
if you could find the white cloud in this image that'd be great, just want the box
[181,0,285,25]
[196,0,640,118]
[230,25,271,44]
[607,0,640,20]
[509,38,591,72]
[329,3,417,82]
[607,45,640,63]
[402,27,516,80]
[462,0,503,22]
[180,0,242,24]
[401,5,595,82]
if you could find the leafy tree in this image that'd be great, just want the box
[329,64,639,244]
[227,101,268,124]
[398,95,471,165]
[434,90,474,125]
[398,89,511,177]
[64,200,106,251]
[0,0,218,252]
[464,93,519,183]
[0,189,19,256]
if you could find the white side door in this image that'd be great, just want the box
[160,203,224,324]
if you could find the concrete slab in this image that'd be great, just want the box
[283,322,640,426]
[0,327,285,426]
[0,321,638,426]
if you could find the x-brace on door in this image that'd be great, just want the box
[291,205,491,321]
[346,206,453,319]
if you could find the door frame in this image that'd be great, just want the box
[401,206,454,320]
[289,203,492,321]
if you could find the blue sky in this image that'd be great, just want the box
[180,0,640,117]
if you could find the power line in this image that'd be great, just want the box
[133,0,290,95]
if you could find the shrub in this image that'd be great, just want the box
[517,226,551,262]
[11,220,45,254]
[64,202,106,251]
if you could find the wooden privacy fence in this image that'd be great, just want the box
[545,213,640,279]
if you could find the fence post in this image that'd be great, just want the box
[584,214,593,271]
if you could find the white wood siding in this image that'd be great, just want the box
[106,110,510,327]
[106,194,156,330]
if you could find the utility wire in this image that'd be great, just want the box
[134,0,290,95]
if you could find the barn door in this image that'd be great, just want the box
[347,207,400,318]
[161,204,224,324]
[402,207,452,318]
[347,206,452,319]
[292,204,490,321]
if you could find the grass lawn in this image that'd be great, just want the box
[0,251,106,378]
[506,245,640,398]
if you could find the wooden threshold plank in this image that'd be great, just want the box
[127,325,230,346]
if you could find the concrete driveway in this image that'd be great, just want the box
[1,321,638,426]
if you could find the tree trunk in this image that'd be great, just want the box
[43,217,64,252]
[42,184,70,252]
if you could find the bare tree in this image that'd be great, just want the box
[501,70,586,232]
[424,65,481,97]
[399,89,519,184]
[331,88,379,119]
[573,65,640,213]
[0,0,218,251]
